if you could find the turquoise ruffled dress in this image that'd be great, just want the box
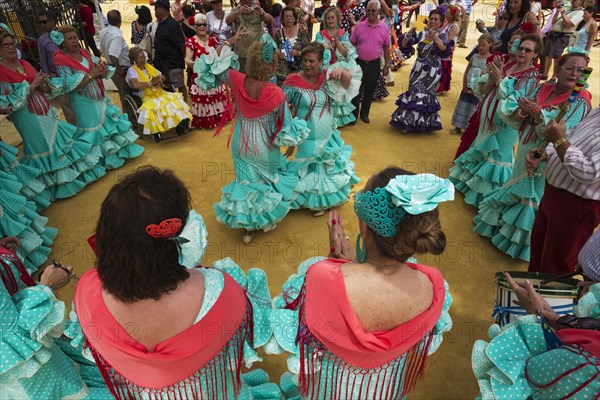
[0,143,57,273]
[472,283,600,400]
[0,256,112,399]
[473,94,591,261]
[0,79,106,204]
[195,47,311,232]
[57,57,144,170]
[315,32,361,127]
[67,257,282,399]
[282,66,361,211]
[449,69,539,207]
[266,257,453,399]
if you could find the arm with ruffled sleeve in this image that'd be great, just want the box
[0,81,30,111]
[193,45,239,90]
[273,105,310,147]
[497,74,539,126]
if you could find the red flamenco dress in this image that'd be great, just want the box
[186,35,232,129]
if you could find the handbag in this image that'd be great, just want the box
[280,29,302,72]
[139,25,153,56]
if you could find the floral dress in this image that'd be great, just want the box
[283,68,361,211]
[186,35,232,129]
[389,31,454,132]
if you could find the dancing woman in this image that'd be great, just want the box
[473,52,591,261]
[283,42,361,216]
[0,31,105,205]
[449,34,541,207]
[195,33,310,243]
[53,26,144,170]
[269,167,454,399]
[436,5,460,95]
[389,9,454,133]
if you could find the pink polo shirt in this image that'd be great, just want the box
[350,19,390,62]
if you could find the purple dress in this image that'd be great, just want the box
[389,31,454,132]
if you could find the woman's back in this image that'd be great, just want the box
[342,262,434,332]
[102,269,205,351]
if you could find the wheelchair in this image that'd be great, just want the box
[122,83,191,143]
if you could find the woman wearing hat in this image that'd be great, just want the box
[268,167,454,398]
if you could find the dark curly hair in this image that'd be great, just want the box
[95,166,192,303]
[362,167,447,263]
[507,0,531,20]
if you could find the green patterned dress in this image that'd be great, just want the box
[449,67,539,207]
[55,53,144,170]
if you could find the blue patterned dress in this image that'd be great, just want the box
[283,68,361,211]
[389,31,454,132]
[55,50,144,170]
[449,66,539,207]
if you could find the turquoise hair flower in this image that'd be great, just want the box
[50,31,64,46]
[260,33,277,64]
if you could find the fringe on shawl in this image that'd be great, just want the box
[56,65,105,101]
[0,247,36,295]
[289,284,436,400]
[217,100,286,157]
[83,297,253,400]
[282,84,331,122]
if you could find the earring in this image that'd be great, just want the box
[356,233,366,263]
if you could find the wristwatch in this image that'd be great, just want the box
[553,137,568,149]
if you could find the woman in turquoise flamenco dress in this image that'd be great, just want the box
[282,42,361,216]
[53,26,144,170]
[473,52,592,262]
[71,167,281,399]
[449,34,541,208]
[473,262,600,400]
[266,169,454,399]
[0,32,106,206]
[314,7,362,127]
[195,32,310,244]
[0,238,113,399]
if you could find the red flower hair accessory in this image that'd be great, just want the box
[450,6,460,15]
[146,218,183,238]
[519,22,536,34]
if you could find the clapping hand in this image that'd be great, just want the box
[0,236,20,253]
[487,55,504,85]
[518,97,537,115]
[327,210,356,260]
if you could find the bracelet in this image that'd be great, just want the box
[553,137,568,149]
[224,40,231,47]
[87,74,93,81]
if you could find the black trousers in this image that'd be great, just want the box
[84,31,101,57]
[352,59,380,120]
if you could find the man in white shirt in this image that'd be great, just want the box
[540,0,584,79]
[99,10,131,106]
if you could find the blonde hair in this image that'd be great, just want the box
[478,33,494,45]
[323,7,342,25]
[129,46,145,63]
[246,42,277,82]
[57,25,78,37]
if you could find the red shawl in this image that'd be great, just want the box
[0,60,51,115]
[0,246,36,295]
[282,71,330,120]
[319,29,345,64]
[54,49,105,100]
[74,268,251,398]
[521,84,592,144]
[225,69,286,154]
[291,259,446,398]
[557,328,600,358]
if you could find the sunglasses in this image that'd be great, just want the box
[517,46,535,53]
[195,23,208,27]
[366,9,378,12]
[38,20,49,24]
[557,314,600,331]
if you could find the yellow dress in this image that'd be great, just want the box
[126,64,192,136]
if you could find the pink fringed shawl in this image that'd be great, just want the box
[0,60,51,115]
[74,268,252,399]
[289,259,446,399]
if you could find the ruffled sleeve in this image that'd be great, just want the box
[194,45,239,91]
[0,284,65,385]
[273,106,310,147]
[574,283,600,319]
[265,256,325,374]
[0,81,30,111]
[428,280,453,355]
[324,61,362,106]
[497,76,520,124]
[472,315,548,400]
[211,257,273,368]
[56,66,85,93]
[335,33,357,63]
[43,77,65,100]
[471,73,490,100]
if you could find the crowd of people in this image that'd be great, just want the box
[0,0,599,397]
